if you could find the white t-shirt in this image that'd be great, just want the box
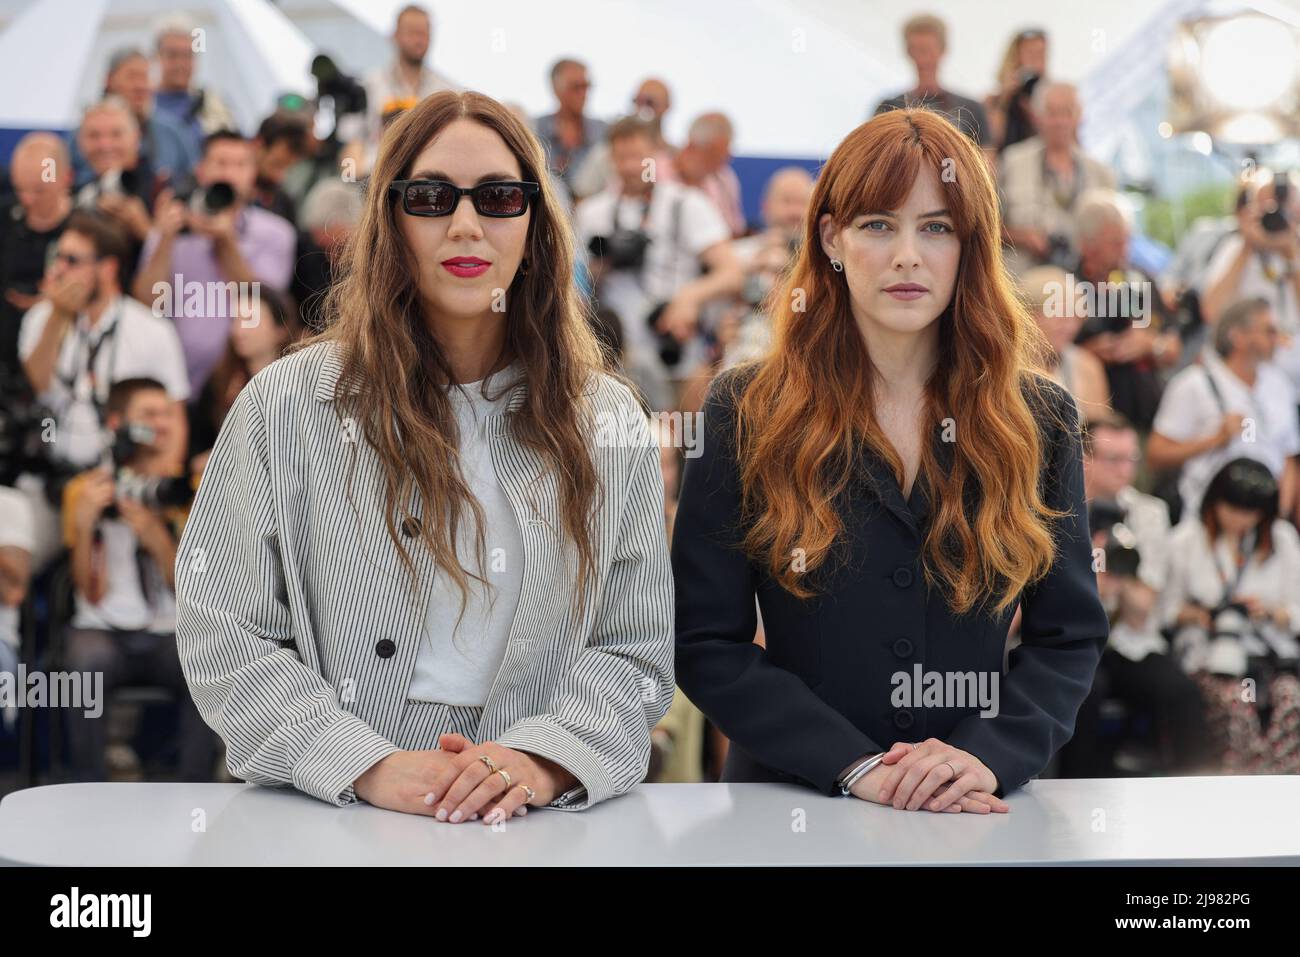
[406,364,525,707]
[1151,352,1300,517]
[1204,233,1300,388]
[72,516,176,634]
[18,296,190,467]
[574,180,730,360]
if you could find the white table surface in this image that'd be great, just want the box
[2,776,1297,866]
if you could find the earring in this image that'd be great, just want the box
[830,257,844,272]
[519,257,530,276]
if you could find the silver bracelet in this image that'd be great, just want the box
[839,752,886,796]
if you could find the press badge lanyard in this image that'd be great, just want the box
[56,300,124,428]
[1042,149,1083,210]
[1212,528,1255,607]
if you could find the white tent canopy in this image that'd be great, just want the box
[2,0,1300,159]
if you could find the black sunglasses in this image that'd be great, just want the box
[388,179,541,218]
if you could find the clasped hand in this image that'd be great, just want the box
[849,740,1010,814]
[354,733,577,825]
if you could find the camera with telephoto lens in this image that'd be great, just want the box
[587,229,653,271]
[1260,171,1291,234]
[1075,278,1149,339]
[100,422,193,519]
[311,54,368,118]
[174,180,237,233]
[0,372,58,488]
[76,167,142,210]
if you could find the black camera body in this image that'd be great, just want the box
[76,167,143,210]
[101,422,193,519]
[0,373,57,488]
[1260,171,1291,234]
[588,229,653,270]
[311,54,368,119]
[176,179,236,219]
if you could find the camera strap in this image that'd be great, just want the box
[1212,527,1255,608]
[56,298,124,428]
[1041,148,1083,211]
[611,190,653,235]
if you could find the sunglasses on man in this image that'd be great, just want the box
[389,179,541,218]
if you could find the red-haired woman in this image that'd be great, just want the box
[175,91,673,823]
[673,108,1108,813]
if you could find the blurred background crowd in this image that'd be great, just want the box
[2,1,1300,793]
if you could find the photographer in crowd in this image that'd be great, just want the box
[986,26,1048,154]
[1069,189,1180,431]
[1000,83,1115,276]
[1160,458,1300,773]
[1,133,73,377]
[715,166,813,371]
[16,211,190,571]
[133,130,296,394]
[76,48,198,187]
[575,115,742,409]
[364,4,458,154]
[152,17,237,155]
[61,377,215,782]
[73,98,160,279]
[0,488,34,711]
[1201,169,1300,396]
[1149,297,1299,521]
[1080,420,1214,775]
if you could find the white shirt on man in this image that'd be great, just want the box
[18,295,190,467]
[1151,351,1299,517]
[72,516,176,634]
[1204,233,1300,389]
[406,364,525,707]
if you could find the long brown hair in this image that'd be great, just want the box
[204,286,300,436]
[289,90,607,612]
[731,107,1069,616]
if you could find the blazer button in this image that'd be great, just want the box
[893,709,914,730]
[400,517,421,538]
[375,639,396,659]
[892,566,913,588]
[892,637,913,658]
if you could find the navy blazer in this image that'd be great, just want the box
[672,369,1108,797]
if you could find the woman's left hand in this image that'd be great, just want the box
[877,739,1008,813]
[430,734,578,825]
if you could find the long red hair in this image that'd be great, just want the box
[730,108,1068,615]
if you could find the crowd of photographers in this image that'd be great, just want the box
[1,6,1298,784]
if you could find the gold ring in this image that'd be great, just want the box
[515,783,536,802]
[496,768,512,790]
[478,755,498,773]
[943,761,958,777]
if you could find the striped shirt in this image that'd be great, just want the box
[174,341,674,809]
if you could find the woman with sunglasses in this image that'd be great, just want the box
[1160,458,1300,772]
[673,109,1108,813]
[175,90,674,823]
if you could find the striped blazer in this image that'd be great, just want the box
[174,341,675,810]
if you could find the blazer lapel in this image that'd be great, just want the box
[856,421,952,535]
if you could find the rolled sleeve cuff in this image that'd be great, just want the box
[290,713,400,807]
[495,718,618,812]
